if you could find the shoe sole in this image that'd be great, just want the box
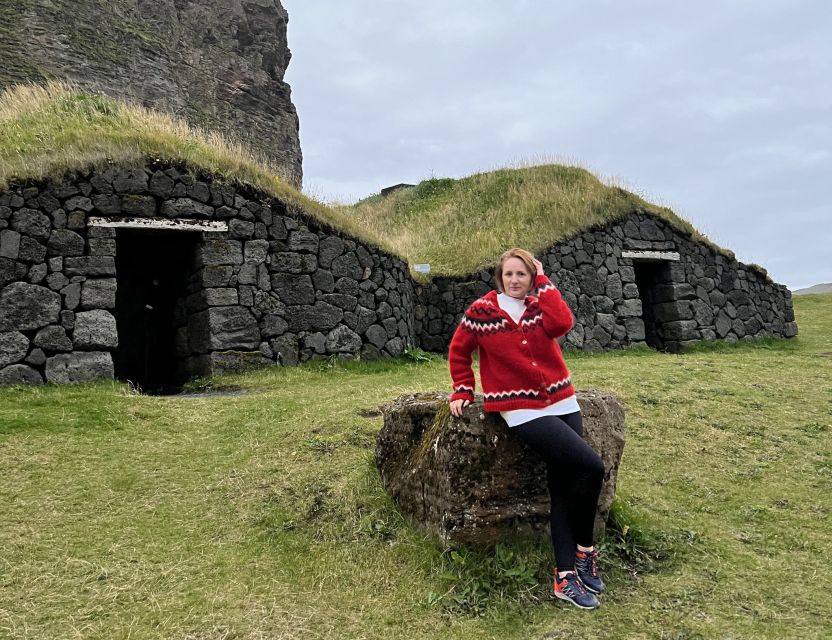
[554,590,600,609]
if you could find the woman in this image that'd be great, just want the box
[448,248,606,610]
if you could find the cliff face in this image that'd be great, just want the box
[0,0,302,187]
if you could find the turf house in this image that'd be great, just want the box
[0,86,796,390]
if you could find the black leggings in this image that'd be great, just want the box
[512,412,605,572]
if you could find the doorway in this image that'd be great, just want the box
[112,229,199,393]
[633,260,670,350]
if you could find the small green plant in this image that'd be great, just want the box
[180,376,215,393]
[603,497,697,575]
[403,346,438,363]
[428,543,542,615]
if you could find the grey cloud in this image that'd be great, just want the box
[284,1,831,289]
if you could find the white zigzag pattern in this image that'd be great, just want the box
[519,314,543,328]
[485,389,540,400]
[454,384,474,393]
[536,283,556,294]
[546,377,571,392]
[460,316,509,333]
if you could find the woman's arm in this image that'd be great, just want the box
[448,319,478,415]
[532,258,574,338]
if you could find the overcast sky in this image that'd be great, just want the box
[283,0,830,291]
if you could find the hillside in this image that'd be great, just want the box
[794,283,832,295]
[0,0,302,186]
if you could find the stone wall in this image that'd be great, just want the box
[0,0,302,186]
[0,171,798,387]
[0,164,415,386]
[415,211,796,353]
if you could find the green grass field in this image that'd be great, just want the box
[1,294,830,640]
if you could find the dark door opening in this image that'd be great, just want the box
[113,229,198,393]
[633,261,669,350]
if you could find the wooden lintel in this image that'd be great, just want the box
[621,250,680,261]
[87,217,227,232]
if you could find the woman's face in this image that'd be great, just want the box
[501,257,533,299]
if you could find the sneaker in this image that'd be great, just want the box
[553,571,600,609]
[575,549,605,594]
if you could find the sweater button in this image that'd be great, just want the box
[531,361,537,366]
[521,340,528,345]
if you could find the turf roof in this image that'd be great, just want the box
[1,82,745,279]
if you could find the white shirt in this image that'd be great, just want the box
[496,292,580,427]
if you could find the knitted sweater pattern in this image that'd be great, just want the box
[449,274,576,412]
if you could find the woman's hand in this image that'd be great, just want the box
[450,398,471,417]
[532,257,545,278]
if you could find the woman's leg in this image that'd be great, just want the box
[512,412,605,571]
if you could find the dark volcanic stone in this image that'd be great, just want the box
[331,253,363,280]
[325,325,362,353]
[0,364,44,385]
[188,306,260,352]
[259,314,289,338]
[161,198,214,218]
[576,264,606,297]
[73,310,119,349]
[229,219,255,240]
[365,324,388,348]
[45,352,114,383]
[271,334,299,366]
[149,171,175,198]
[47,230,85,257]
[0,282,61,330]
[0,331,30,367]
[196,240,243,267]
[11,209,51,240]
[287,230,319,253]
[318,236,344,268]
[113,168,148,194]
[0,230,21,259]
[18,237,47,263]
[384,337,405,356]
[284,302,342,332]
[33,325,73,352]
[80,279,117,310]
[64,257,116,277]
[271,273,315,305]
[121,195,157,217]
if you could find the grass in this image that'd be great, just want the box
[0,82,744,281]
[1,295,830,639]
[337,168,727,278]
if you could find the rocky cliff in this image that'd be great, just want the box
[0,0,302,187]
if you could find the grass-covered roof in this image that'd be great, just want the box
[337,168,723,277]
[1,82,729,278]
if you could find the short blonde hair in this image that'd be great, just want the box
[494,248,537,293]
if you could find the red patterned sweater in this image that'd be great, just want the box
[449,274,575,412]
